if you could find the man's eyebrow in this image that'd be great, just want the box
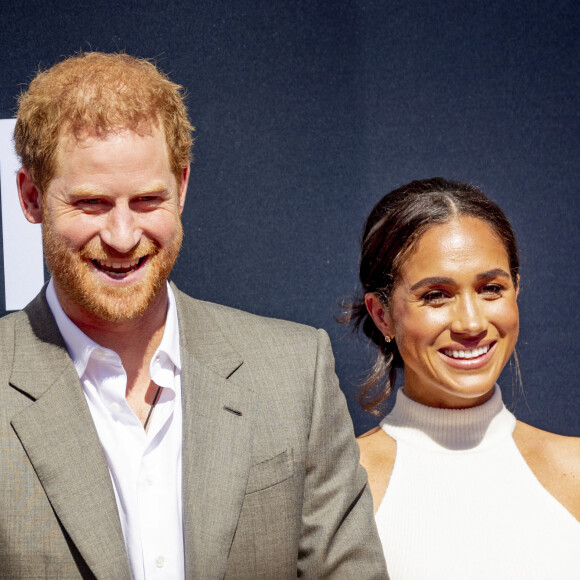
[133,184,170,196]
[67,186,106,198]
[68,184,169,198]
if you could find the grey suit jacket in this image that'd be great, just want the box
[0,284,387,579]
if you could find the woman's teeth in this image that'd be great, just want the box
[443,344,491,359]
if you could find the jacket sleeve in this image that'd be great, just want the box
[298,329,389,579]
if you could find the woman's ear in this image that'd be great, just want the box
[17,168,43,223]
[364,293,394,341]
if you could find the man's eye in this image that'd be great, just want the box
[134,196,162,206]
[75,199,106,209]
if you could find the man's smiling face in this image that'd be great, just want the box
[41,125,188,324]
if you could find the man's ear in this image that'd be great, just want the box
[364,292,395,341]
[17,168,43,223]
[177,165,190,214]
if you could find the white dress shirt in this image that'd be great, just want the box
[46,280,184,580]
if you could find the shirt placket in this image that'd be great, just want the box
[138,393,180,579]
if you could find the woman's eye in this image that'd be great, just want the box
[422,290,449,304]
[480,283,504,297]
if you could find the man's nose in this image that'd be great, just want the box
[100,205,143,253]
[450,294,488,336]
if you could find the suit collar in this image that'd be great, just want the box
[10,287,72,400]
[171,282,244,379]
[12,283,245,391]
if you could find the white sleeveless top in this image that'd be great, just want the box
[375,387,580,580]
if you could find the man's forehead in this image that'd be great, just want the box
[53,123,170,168]
[48,123,174,189]
[58,120,161,149]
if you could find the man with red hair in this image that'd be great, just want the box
[0,53,386,579]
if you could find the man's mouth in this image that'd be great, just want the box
[91,256,147,278]
[441,343,493,360]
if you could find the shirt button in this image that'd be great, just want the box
[145,475,154,486]
[155,556,165,568]
[110,402,122,413]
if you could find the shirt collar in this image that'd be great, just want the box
[46,279,181,379]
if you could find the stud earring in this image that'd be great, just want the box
[384,335,392,344]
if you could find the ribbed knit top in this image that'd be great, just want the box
[375,387,580,580]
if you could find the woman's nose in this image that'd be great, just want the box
[450,294,488,336]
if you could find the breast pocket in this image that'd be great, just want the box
[226,450,298,580]
[245,449,292,494]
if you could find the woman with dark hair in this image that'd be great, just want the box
[351,178,580,579]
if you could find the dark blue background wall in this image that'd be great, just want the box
[1,0,578,435]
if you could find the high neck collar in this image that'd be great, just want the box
[381,386,515,451]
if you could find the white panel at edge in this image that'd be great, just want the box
[0,118,44,311]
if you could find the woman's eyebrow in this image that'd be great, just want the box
[409,269,511,291]
[476,268,511,281]
[409,276,454,291]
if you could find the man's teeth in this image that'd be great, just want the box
[92,257,143,274]
[99,258,140,269]
[443,344,491,359]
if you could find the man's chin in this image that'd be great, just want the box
[80,281,166,323]
[51,267,168,324]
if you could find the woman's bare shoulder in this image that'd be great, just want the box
[514,420,580,521]
[514,420,580,463]
[357,426,397,513]
[357,426,396,462]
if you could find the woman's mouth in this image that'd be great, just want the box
[439,342,497,369]
[442,344,491,360]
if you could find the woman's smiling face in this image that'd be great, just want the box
[368,216,519,408]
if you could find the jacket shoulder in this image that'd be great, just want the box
[0,310,22,368]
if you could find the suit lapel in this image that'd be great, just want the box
[174,287,255,579]
[9,292,131,580]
